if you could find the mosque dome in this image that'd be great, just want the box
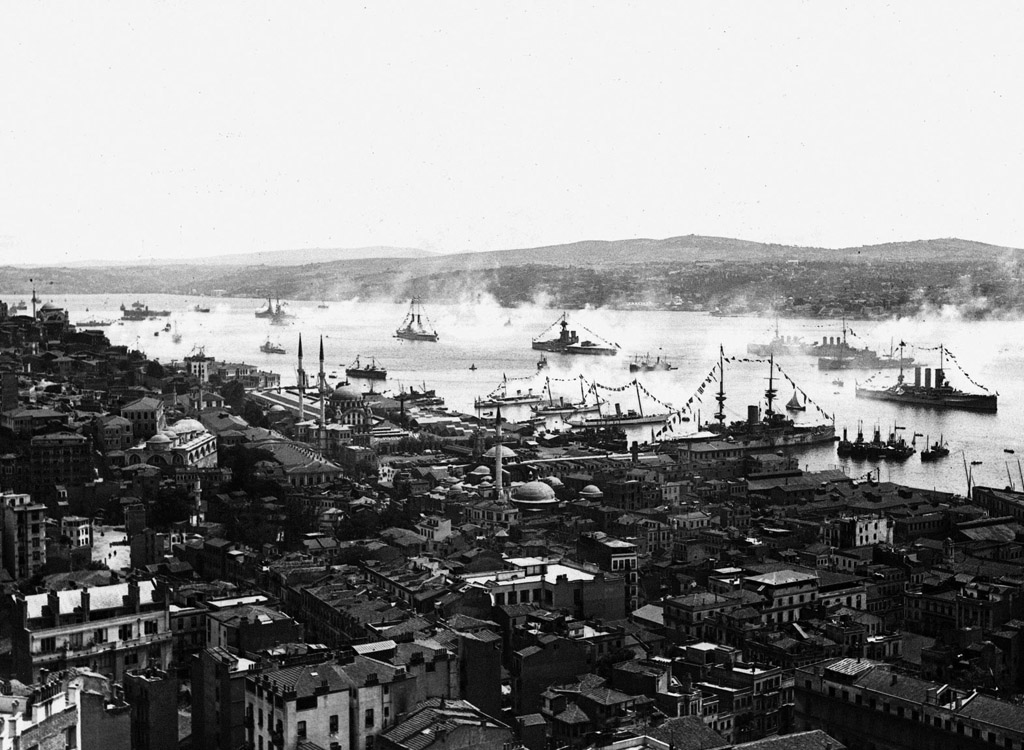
[483,445,517,459]
[579,484,604,499]
[540,476,564,488]
[513,480,559,511]
[332,383,362,401]
[39,302,59,311]
[147,433,172,451]
[168,418,204,435]
[470,465,492,477]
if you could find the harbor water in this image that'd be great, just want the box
[54,293,1024,497]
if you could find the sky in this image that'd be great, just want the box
[2,2,1024,265]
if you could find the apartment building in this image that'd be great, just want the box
[12,579,173,682]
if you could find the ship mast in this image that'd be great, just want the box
[634,379,644,417]
[897,340,905,384]
[714,345,726,426]
[765,353,777,417]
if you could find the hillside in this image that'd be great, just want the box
[2,235,1022,318]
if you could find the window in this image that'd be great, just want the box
[144,620,158,635]
[39,637,56,653]
[297,721,306,739]
[118,624,133,641]
[365,708,374,728]
[330,715,339,734]
[258,709,263,728]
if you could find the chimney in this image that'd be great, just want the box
[80,588,90,623]
[127,579,141,613]
[47,590,60,627]
[890,673,898,686]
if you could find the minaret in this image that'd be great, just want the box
[494,405,503,498]
[319,335,327,429]
[297,334,305,423]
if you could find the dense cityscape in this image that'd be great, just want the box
[0,292,1022,750]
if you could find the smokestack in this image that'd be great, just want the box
[935,368,944,388]
[747,404,759,426]
[914,366,921,387]
[924,368,932,388]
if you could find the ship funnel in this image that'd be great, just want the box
[914,367,921,387]
[935,368,945,388]
[615,403,622,416]
[925,368,932,388]
[747,404,759,425]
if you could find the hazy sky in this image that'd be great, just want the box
[2,2,1023,265]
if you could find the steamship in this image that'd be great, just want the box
[855,354,997,413]
[532,314,618,356]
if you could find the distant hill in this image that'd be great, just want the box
[2,236,1021,317]
[54,245,432,268]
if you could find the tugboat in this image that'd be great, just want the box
[194,304,211,313]
[346,355,387,381]
[921,435,950,462]
[532,313,618,356]
[855,343,998,412]
[394,298,439,342]
[260,339,286,354]
[629,350,677,373]
[536,355,548,371]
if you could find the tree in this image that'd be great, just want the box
[145,360,165,379]
[221,380,246,411]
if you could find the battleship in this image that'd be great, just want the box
[532,314,618,356]
[855,344,997,413]
[813,323,915,370]
[746,319,810,357]
[395,298,439,342]
[666,348,836,453]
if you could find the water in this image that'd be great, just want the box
[54,294,1023,496]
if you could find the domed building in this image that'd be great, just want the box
[512,480,559,513]
[579,484,604,501]
[483,445,518,460]
[329,382,374,445]
[124,417,217,469]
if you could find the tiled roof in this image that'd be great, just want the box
[380,698,507,750]
[262,663,355,698]
[731,730,844,750]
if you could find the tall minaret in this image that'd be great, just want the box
[318,335,327,427]
[494,405,503,497]
[297,334,305,422]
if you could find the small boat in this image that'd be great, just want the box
[74,319,112,327]
[469,364,477,371]
[504,317,513,327]
[1005,448,1015,454]
[260,339,286,354]
[12,300,27,311]
[153,331,160,337]
[346,355,387,381]
[832,379,844,387]
[194,305,211,313]
[785,390,806,412]
[163,323,171,332]
[318,302,329,309]
[971,460,983,466]
[394,298,439,342]
[255,297,275,318]
[537,355,548,371]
